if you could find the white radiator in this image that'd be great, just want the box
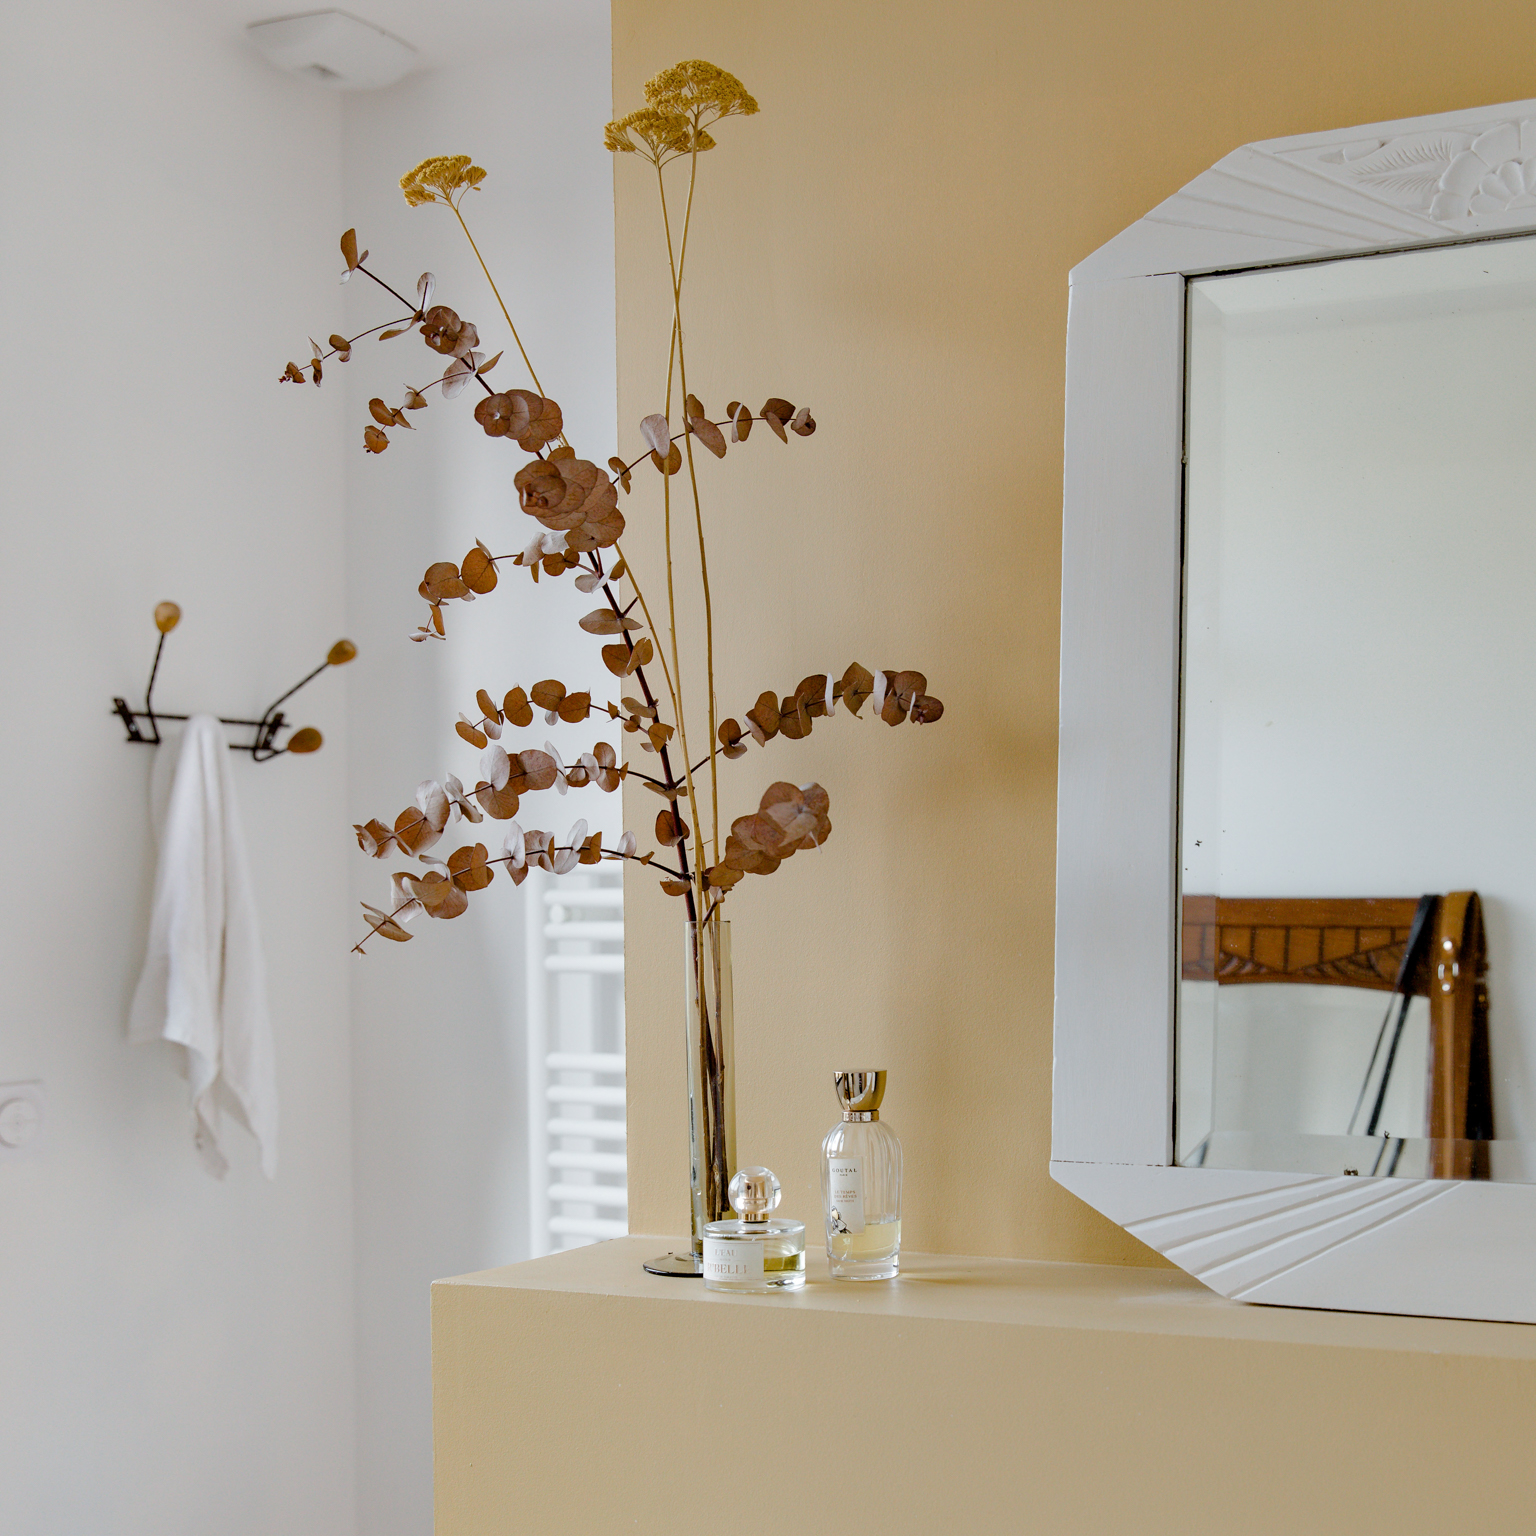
[524,866,626,1254]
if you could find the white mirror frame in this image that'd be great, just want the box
[1052,97,1536,1324]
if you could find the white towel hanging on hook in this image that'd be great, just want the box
[129,714,278,1178]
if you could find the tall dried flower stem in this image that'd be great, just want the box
[653,168,708,911]
[666,141,722,867]
[653,154,719,1189]
[450,206,549,407]
[664,164,727,1217]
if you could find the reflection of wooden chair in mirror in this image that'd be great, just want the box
[1181,893,1492,1178]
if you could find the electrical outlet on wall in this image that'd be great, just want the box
[0,1082,44,1158]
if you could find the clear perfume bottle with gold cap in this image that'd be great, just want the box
[702,1167,806,1293]
[821,1071,902,1280]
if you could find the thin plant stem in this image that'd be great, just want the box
[450,205,546,399]
[652,159,715,1082]
[416,362,495,398]
[593,553,698,924]
[652,163,707,909]
[701,907,729,1220]
[316,314,416,362]
[670,135,721,867]
[612,540,683,735]
[355,264,418,310]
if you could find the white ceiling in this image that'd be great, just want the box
[208,0,608,78]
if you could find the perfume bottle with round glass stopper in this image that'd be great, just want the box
[821,1071,902,1280]
[702,1167,806,1293]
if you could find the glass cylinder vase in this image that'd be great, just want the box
[644,912,737,1277]
[685,913,736,1256]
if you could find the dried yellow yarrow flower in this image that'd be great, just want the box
[603,108,712,161]
[605,61,755,163]
[644,60,757,121]
[399,154,487,208]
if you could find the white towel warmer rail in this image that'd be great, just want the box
[524,866,626,1255]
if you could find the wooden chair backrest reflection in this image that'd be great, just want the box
[1182,893,1492,1178]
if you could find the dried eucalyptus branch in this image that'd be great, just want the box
[279,61,943,951]
[354,824,660,954]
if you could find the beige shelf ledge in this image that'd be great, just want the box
[433,1236,1536,1534]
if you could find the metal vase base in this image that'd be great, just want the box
[643,1251,703,1278]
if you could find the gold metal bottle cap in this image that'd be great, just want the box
[834,1070,886,1121]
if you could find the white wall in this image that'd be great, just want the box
[0,4,356,1534]
[339,17,616,1536]
[1182,234,1536,1151]
[0,6,616,1532]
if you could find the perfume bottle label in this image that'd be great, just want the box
[702,1238,764,1283]
[827,1157,865,1234]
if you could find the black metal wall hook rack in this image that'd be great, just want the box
[112,602,357,763]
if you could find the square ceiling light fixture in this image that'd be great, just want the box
[246,10,417,90]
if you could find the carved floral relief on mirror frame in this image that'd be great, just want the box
[1052,98,1536,1324]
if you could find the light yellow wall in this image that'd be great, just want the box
[434,1242,1536,1535]
[615,0,1536,1265]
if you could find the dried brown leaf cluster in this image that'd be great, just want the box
[407,540,500,641]
[624,396,815,480]
[283,258,508,453]
[420,305,478,357]
[515,456,624,551]
[353,722,626,856]
[474,389,562,451]
[451,680,632,747]
[358,816,641,948]
[721,666,944,756]
[709,781,830,889]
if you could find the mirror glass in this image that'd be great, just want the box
[1177,232,1536,1183]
